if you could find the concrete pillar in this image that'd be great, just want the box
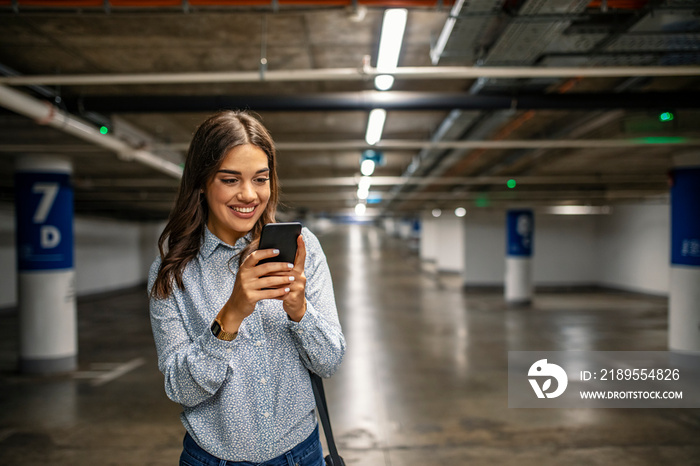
[420,213,438,262]
[434,215,465,273]
[382,218,397,236]
[669,162,700,353]
[398,219,412,240]
[505,209,534,306]
[15,156,77,373]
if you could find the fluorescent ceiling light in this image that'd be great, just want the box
[365,109,386,145]
[358,176,372,191]
[546,205,612,215]
[355,203,367,215]
[374,74,395,91]
[377,9,407,71]
[360,159,375,176]
[357,187,369,200]
[374,8,407,91]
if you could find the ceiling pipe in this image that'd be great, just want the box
[71,91,700,113]
[280,189,667,202]
[149,137,700,152]
[0,85,183,179]
[144,137,700,153]
[1,65,699,87]
[280,175,668,188]
[7,134,698,155]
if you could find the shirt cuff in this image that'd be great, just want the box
[201,326,239,361]
[288,299,319,336]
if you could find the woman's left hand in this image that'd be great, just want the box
[280,234,307,322]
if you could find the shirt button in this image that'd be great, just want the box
[225,348,232,353]
[263,412,271,418]
[255,341,262,347]
[260,378,267,385]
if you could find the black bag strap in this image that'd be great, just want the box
[309,371,344,466]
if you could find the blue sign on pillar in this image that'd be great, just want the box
[507,209,534,257]
[671,167,700,267]
[15,172,74,271]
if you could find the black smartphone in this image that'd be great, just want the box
[257,222,302,265]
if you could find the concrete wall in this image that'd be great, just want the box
[73,218,164,296]
[0,208,164,309]
[534,213,598,286]
[596,204,669,295]
[461,211,598,287]
[451,203,670,295]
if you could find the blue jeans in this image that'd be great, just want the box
[179,425,324,466]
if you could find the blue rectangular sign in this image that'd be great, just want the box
[507,209,534,257]
[671,167,700,267]
[15,172,74,271]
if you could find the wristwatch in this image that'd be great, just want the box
[211,318,238,341]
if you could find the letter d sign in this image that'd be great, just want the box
[40,225,61,249]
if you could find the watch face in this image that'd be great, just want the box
[211,320,222,336]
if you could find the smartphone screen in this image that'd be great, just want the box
[257,222,302,264]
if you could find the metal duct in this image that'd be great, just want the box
[0,85,183,179]
[70,91,700,113]
[2,65,699,87]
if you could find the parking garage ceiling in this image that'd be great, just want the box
[1,0,699,221]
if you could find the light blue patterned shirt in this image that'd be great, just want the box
[148,226,345,462]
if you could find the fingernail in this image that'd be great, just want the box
[284,288,290,292]
[287,263,294,268]
[273,249,279,255]
[289,276,295,281]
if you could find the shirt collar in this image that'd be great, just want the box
[201,225,253,259]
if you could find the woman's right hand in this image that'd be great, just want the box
[216,248,295,333]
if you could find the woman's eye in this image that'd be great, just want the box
[222,179,238,185]
[255,178,270,184]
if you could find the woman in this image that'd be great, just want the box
[148,110,345,465]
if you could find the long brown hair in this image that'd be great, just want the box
[151,110,279,299]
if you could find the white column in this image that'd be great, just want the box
[434,215,465,273]
[381,217,397,236]
[16,156,77,373]
[669,156,700,353]
[420,213,438,262]
[505,209,534,306]
[398,219,413,240]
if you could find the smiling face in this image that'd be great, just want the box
[204,144,271,245]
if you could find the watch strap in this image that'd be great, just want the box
[211,318,238,341]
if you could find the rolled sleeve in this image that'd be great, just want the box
[148,259,239,407]
[288,229,346,378]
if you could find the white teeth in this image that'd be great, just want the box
[232,206,255,213]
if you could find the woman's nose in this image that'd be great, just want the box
[237,181,256,202]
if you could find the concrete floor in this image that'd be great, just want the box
[1,223,699,465]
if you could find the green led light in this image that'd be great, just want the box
[631,137,686,144]
[99,126,109,135]
[475,195,490,208]
[659,112,674,122]
[507,179,516,189]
